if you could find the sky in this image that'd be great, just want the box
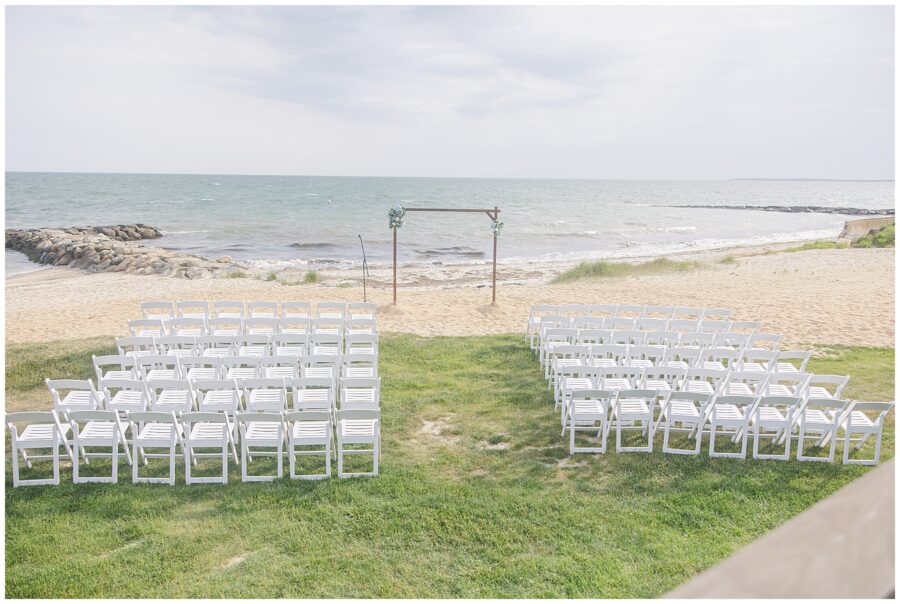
[5,5,895,180]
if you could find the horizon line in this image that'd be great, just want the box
[5,170,895,183]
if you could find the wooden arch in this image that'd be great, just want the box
[392,206,501,305]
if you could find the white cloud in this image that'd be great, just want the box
[5,5,894,179]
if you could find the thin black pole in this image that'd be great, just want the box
[358,235,370,303]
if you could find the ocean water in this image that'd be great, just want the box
[5,172,894,274]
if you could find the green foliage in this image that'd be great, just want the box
[337,282,353,289]
[552,257,705,283]
[5,336,894,597]
[304,270,320,283]
[783,240,848,252]
[852,224,895,249]
[718,255,738,265]
[263,272,277,282]
[225,270,247,279]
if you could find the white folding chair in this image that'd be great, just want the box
[156,335,198,358]
[102,379,150,415]
[316,302,347,320]
[336,409,379,478]
[662,347,701,370]
[566,389,613,454]
[247,301,278,319]
[146,379,196,412]
[794,398,847,463]
[611,389,656,453]
[116,336,157,358]
[774,351,812,373]
[197,334,236,357]
[309,332,343,356]
[6,411,70,486]
[128,411,184,485]
[636,318,667,333]
[729,320,760,334]
[236,412,284,482]
[340,377,381,410]
[598,366,643,392]
[805,374,850,401]
[838,402,894,465]
[642,306,675,320]
[136,354,181,381]
[721,371,769,397]
[282,301,312,319]
[738,349,777,373]
[180,356,222,382]
[751,396,800,461]
[181,411,238,484]
[274,333,309,356]
[700,320,732,334]
[93,354,138,383]
[701,308,732,321]
[644,331,681,347]
[45,378,102,415]
[208,317,243,337]
[212,300,244,320]
[657,391,711,456]
[706,395,755,459]
[279,316,311,336]
[342,353,378,379]
[589,303,618,318]
[285,410,333,480]
[714,332,750,350]
[683,368,727,396]
[141,301,175,321]
[590,343,627,368]
[348,302,377,320]
[667,320,700,334]
[678,332,714,349]
[170,317,206,337]
[242,378,288,412]
[346,318,376,336]
[526,304,561,346]
[193,379,242,415]
[301,354,339,388]
[68,410,132,482]
[673,306,704,321]
[245,317,278,336]
[625,345,666,369]
[261,355,301,380]
[747,333,783,352]
[292,377,336,412]
[640,366,685,394]
[611,330,646,347]
[176,300,210,320]
[615,305,644,319]
[697,347,739,371]
[237,334,271,357]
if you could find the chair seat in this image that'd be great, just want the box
[840,410,876,429]
[291,421,331,441]
[19,423,68,445]
[343,390,377,409]
[189,423,230,444]
[776,362,800,373]
[644,379,672,391]
[553,358,584,371]
[628,359,654,369]
[136,423,180,445]
[110,391,145,410]
[201,391,238,411]
[756,407,787,426]
[212,329,241,337]
[155,390,192,409]
[244,421,282,445]
[238,346,268,356]
[592,359,617,368]
[264,367,297,379]
[741,362,768,373]
[710,404,744,425]
[800,408,833,428]
[725,383,754,396]
[187,368,218,381]
[276,345,307,356]
[615,398,650,419]
[684,381,714,395]
[766,385,794,397]
[79,421,118,441]
[202,348,232,358]
[667,400,700,420]
[103,370,134,381]
[807,386,834,399]
[339,419,377,438]
[146,369,177,381]
[563,378,593,392]
[61,391,97,410]
[570,400,606,419]
[602,378,632,391]
[304,368,335,380]
[344,367,375,379]
[701,361,727,371]
[226,369,257,380]
[663,361,690,371]
[313,346,341,356]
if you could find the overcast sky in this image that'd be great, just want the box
[5,5,895,180]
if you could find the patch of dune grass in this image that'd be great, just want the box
[853,224,894,248]
[552,257,705,284]
[303,270,320,283]
[718,255,738,264]
[5,336,893,598]
[225,270,247,278]
[783,240,848,252]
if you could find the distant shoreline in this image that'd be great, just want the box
[669,205,894,216]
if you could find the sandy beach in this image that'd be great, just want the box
[5,244,894,347]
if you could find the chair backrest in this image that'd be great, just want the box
[245,317,278,333]
[643,331,680,347]
[302,354,340,368]
[239,333,271,347]
[197,334,237,351]
[171,317,206,334]
[665,347,701,365]
[221,356,261,368]
[606,317,636,331]
[67,409,120,424]
[850,401,895,424]
[627,345,666,365]
[570,388,613,401]
[572,316,606,330]
[247,301,278,316]
[213,300,245,317]
[666,390,712,406]
[615,389,658,401]
[729,320,760,334]
[589,304,618,317]
[699,347,739,368]
[141,301,175,319]
[615,304,644,319]
[714,332,750,349]
[684,368,728,389]
[208,317,243,333]
[700,320,731,333]
[93,354,137,377]
[765,372,811,395]
[45,378,102,412]
[236,411,284,424]
[7,411,62,433]
[679,332,714,348]
[642,366,686,386]
[346,318,377,333]
[611,330,645,346]
[128,318,166,336]
[775,350,812,372]
[757,395,802,410]
[560,303,591,317]
[316,302,347,318]
[343,352,378,371]
[666,319,700,333]
[591,344,628,363]
[551,344,589,360]
[157,335,197,352]
[642,306,675,319]
[312,317,344,332]
[282,301,312,317]
[128,410,178,425]
[345,333,378,348]
[748,333,783,351]
[284,410,332,423]
[176,300,210,318]
[711,394,757,408]
[739,349,776,370]
[636,318,667,332]
[673,306,704,321]
[181,411,229,425]
[806,374,850,399]
[576,329,611,346]
[336,409,379,421]
[116,336,157,356]
[279,317,310,333]
[348,302,377,316]
[601,366,643,381]
[702,308,732,321]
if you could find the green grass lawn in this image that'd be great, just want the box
[5,335,894,597]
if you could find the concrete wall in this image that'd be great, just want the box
[839,217,895,241]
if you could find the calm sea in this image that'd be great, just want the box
[5,172,894,275]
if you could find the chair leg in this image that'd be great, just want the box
[11,442,20,488]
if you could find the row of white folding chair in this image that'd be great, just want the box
[527,305,735,341]
[128,316,376,338]
[102,349,377,381]
[555,367,849,427]
[561,388,892,464]
[7,408,379,485]
[543,343,809,390]
[117,333,377,359]
[49,375,379,414]
[142,300,377,321]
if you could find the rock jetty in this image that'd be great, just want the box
[5,224,243,279]
[669,205,894,216]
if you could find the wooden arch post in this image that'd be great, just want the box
[392,206,500,305]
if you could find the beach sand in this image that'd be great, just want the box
[5,246,894,347]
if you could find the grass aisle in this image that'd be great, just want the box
[5,335,894,598]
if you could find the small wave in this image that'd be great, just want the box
[291,242,340,250]
[159,229,211,235]
[304,193,318,196]
[415,246,485,259]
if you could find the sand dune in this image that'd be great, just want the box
[5,248,894,347]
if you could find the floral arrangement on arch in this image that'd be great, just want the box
[490,220,504,236]
[388,204,406,229]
